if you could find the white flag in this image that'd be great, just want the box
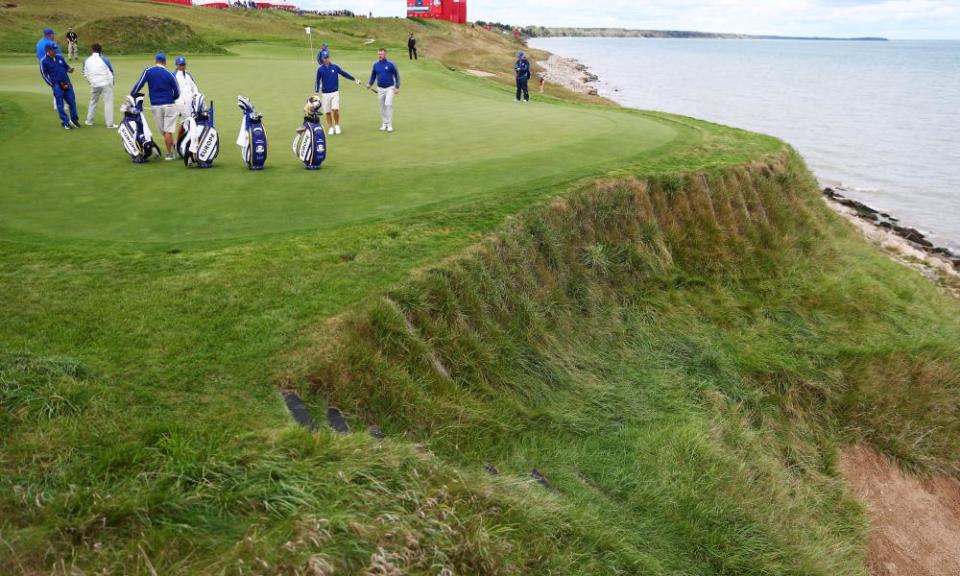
[305,26,312,35]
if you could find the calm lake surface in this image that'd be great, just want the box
[531,37,960,251]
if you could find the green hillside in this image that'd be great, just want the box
[2,2,959,575]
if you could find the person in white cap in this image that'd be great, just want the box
[82,43,117,128]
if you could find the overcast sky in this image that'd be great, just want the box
[299,0,960,39]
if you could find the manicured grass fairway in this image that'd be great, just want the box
[0,44,678,243]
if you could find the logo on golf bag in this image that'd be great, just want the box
[178,93,219,169]
[237,95,268,170]
[118,94,161,164]
[294,96,326,170]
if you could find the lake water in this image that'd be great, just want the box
[531,37,960,251]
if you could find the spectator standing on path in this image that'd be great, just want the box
[40,43,80,130]
[538,71,545,93]
[173,55,200,140]
[514,51,531,102]
[82,43,117,128]
[65,27,79,60]
[367,48,400,132]
[408,34,418,60]
[315,52,360,135]
[130,53,181,160]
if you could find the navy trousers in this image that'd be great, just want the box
[53,84,79,127]
[516,77,529,101]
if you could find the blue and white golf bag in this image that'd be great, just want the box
[236,95,267,170]
[118,94,161,164]
[292,96,326,170]
[177,93,219,169]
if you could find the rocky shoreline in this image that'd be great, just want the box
[822,186,959,289]
[537,54,600,95]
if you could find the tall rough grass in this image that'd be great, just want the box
[287,150,960,573]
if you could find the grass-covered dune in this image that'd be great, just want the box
[2,2,960,574]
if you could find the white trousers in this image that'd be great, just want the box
[86,85,114,126]
[377,86,395,125]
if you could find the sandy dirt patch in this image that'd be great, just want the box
[840,445,960,576]
[465,69,496,78]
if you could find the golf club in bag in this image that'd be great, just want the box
[118,93,162,164]
[177,93,219,169]
[292,95,326,170]
[236,95,267,170]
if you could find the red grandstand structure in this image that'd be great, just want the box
[406,0,467,24]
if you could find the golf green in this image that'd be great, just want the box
[0,44,679,244]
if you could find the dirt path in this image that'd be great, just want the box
[840,445,960,575]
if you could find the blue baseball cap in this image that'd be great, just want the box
[44,41,57,52]
[43,27,54,35]
[517,51,525,58]
[320,49,330,60]
[175,56,186,65]
[155,52,166,62]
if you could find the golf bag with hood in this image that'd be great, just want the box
[177,93,220,169]
[118,94,162,164]
[292,96,326,170]
[236,95,267,170]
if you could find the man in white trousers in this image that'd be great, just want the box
[82,43,117,127]
[367,48,400,132]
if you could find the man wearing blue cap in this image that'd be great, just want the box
[316,42,330,66]
[36,28,61,61]
[173,55,200,138]
[514,51,531,103]
[315,52,360,136]
[40,42,80,129]
[131,53,181,160]
[36,28,63,111]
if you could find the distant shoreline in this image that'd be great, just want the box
[525,27,888,42]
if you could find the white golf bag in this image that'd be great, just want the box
[236,95,267,170]
[292,96,326,170]
[118,94,161,164]
[177,93,219,169]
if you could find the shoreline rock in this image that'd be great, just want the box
[822,186,959,288]
[537,54,600,95]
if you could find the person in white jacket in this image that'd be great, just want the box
[82,43,117,127]
[173,55,200,140]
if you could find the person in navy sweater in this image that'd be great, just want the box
[40,43,80,129]
[367,48,400,133]
[36,28,63,111]
[315,52,360,136]
[514,51,531,103]
[130,53,181,160]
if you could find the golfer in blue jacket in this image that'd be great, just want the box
[367,48,400,132]
[131,53,181,160]
[515,51,531,103]
[316,52,360,135]
[40,43,80,129]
